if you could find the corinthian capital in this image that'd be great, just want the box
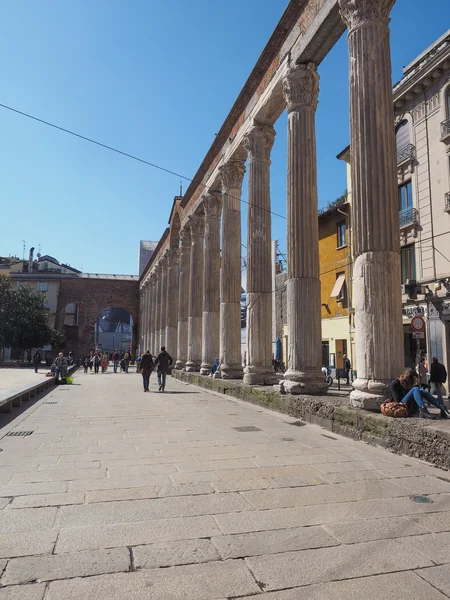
[218,159,246,192]
[243,124,275,163]
[203,191,223,221]
[338,0,394,31]
[188,212,205,239]
[282,63,319,113]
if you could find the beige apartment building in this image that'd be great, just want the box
[338,29,450,375]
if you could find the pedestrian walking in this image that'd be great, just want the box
[123,350,130,373]
[430,357,447,404]
[112,349,120,373]
[417,357,428,389]
[101,351,109,373]
[92,351,101,374]
[32,349,41,373]
[88,351,94,372]
[343,355,351,385]
[154,346,173,392]
[83,356,89,374]
[54,352,68,383]
[140,351,154,392]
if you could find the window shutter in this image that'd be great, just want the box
[396,121,410,152]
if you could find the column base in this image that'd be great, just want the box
[221,364,244,380]
[350,377,387,410]
[185,361,201,373]
[174,360,185,370]
[243,367,278,386]
[281,369,328,395]
[200,362,211,376]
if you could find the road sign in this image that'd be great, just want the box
[411,316,425,332]
[412,332,425,339]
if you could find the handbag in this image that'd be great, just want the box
[380,400,408,418]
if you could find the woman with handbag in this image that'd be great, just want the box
[388,369,450,419]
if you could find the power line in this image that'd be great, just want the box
[0,102,287,221]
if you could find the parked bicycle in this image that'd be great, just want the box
[321,366,333,387]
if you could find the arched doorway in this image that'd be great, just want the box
[94,307,133,354]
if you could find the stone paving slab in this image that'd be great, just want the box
[7,491,85,509]
[324,516,428,544]
[133,539,220,569]
[245,539,433,590]
[1,548,130,585]
[418,564,450,596]
[0,584,46,600]
[45,560,259,600]
[0,530,57,558]
[238,571,448,599]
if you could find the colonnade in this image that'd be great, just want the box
[139,0,403,408]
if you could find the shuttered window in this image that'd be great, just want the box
[396,120,410,153]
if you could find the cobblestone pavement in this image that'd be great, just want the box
[0,370,450,598]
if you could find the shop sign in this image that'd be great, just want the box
[412,332,425,339]
[402,305,425,319]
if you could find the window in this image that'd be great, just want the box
[399,181,413,212]
[39,282,48,292]
[43,262,48,270]
[331,272,348,308]
[396,120,410,153]
[337,220,346,248]
[401,245,416,284]
[64,303,79,326]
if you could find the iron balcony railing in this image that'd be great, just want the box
[399,207,419,228]
[397,143,415,165]
[441,117,450,140]
[445,192,450,212]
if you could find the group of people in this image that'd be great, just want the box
[82,349,131,374]
[138,347,173,392]
[389,356,448,419]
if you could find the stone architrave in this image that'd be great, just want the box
[154,264,162,354]
[165,246,180,361]
[243,124,277,385]
[185,212,205,372]
[339,0,403,409]
[159,254,169,350]
[175,226,191,369]
[281,63,328,395]
[218,159,246,379]
[200,191,223,375]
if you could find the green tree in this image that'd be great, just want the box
[0,275,59,360]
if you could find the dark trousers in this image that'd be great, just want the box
[94,364,99,374]
[157,370,167,390]
[34,363,39,373]
[142,372,151,390]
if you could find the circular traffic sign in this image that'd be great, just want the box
[411,316,425,332]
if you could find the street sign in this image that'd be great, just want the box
[412,332,425,339]
[411,316,425,332]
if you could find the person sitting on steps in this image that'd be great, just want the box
[388,369,450,420]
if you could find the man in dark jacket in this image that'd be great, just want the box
[154,346,173,392]
[32,349,41,373]
[430,357,447,404]
[343,355,351,385]
[140,351,154,392]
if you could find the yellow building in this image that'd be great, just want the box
[318,198,353,372]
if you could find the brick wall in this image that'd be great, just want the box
[55,278,139,359]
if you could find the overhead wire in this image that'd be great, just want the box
[0,102,287,221]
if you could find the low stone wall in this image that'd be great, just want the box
[171,370,450,471]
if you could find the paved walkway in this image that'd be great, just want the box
[0,371,450,598]
[0,369,49,391]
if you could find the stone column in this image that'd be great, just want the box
[200,192,222,375]
[281,63,328,395]
[175,226,191,370]
[154,264,162,353]
[146,277,153,353]
[243,124,277,385]
[218,159,246,379]
[143,282,150,353]
[139,286,145,354]
[165,246,180,359]
[149,274,157,355]
[339,0,403,409]
[159,255,168,350]
[185,212,205,372]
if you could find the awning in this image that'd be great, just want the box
[330,273,345,298]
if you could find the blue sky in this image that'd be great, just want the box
[1,0,449,275]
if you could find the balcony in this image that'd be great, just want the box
[397,143,415,166]
[445,192,450,213]
[399,207,419,229]
[441,117,450,143]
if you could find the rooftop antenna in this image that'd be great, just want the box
[21,240,26,261]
